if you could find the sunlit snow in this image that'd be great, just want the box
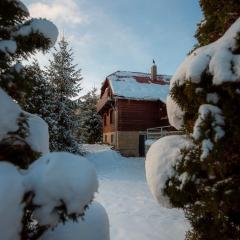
[85,144,189,240]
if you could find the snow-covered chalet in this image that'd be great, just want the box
[97,64,171,157]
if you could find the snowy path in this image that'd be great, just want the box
[85,145,189,240]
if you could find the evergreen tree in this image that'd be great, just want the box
[0,0,58,167]
[0,3,109,240]
[195,0,240,47]
[0,0,59,239]
[46,36,82,153]
[0,0,57,105]
[78,88,102,144]
[161,17,240,240]
[24,60,53,118]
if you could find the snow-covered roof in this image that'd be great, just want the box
[106,71,171,103]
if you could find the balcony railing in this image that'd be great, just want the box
[97,90,113,113]
[146,125,183,140]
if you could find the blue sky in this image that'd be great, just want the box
[23,0,203,93]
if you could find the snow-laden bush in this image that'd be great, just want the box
[145,135,193,208]
[24,152,98,227]
[0,162,25,240]
[0,87,109,240]
[146,17,240,240]
[167,16,240,130]
[41,201,109,240]
[0,1,109,239]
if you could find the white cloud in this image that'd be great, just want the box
[27,0,154,95]
[28,0,87,26]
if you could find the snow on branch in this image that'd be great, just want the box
[0,87,104,238]
[0,88,22,141]
[192,104,225,160]
[170,17,240,87]
[0,88,49,154]
[24,152,98,227]
[167,17,240,130]
[42,202,109,240]
[145,135,193,208]
[0,162,25,240]
[8,0,29,15]
[0,40,17,54]
[166,95,185,130]
[25,112,50,155]
[12,18,58,47]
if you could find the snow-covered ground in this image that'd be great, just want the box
[84,144,189,240]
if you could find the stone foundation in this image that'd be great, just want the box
[115,131,140,157]
[103,131,147,157]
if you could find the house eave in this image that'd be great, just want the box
[113,96,166,104]
[97,97,114,114]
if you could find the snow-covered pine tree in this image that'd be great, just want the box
[77,88,102,144]
[24,60,59,146]
[24,59,53,118]
[0,0,58,106]
[0,2,109,240]
[0,0,58,167]
[195,0,240,47]
[45,36,82,154]
[146,17,240,240]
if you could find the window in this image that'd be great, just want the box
[110,109,114,124]
[111,134,114,144]
[104,135,107,143]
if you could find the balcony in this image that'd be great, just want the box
[146,125,183,140]
[97,90,114,113]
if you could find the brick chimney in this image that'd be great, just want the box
[151,60,157,80]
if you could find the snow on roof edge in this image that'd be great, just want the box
[112,95,167,103]
[106,70,172,79]
[106,71,170,103]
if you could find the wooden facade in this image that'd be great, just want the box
[117,99,168,131]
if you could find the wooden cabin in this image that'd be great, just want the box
[97,65,171,157]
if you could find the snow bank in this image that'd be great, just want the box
[87,144,189,240]
[0,162,25,240]
[145,135,193,208]
[83,144,112,154]
[25,152,98,226]
[13,18,58,47]
[41,201,110,240]
[0,88,21,141]
[25,112,49,154]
